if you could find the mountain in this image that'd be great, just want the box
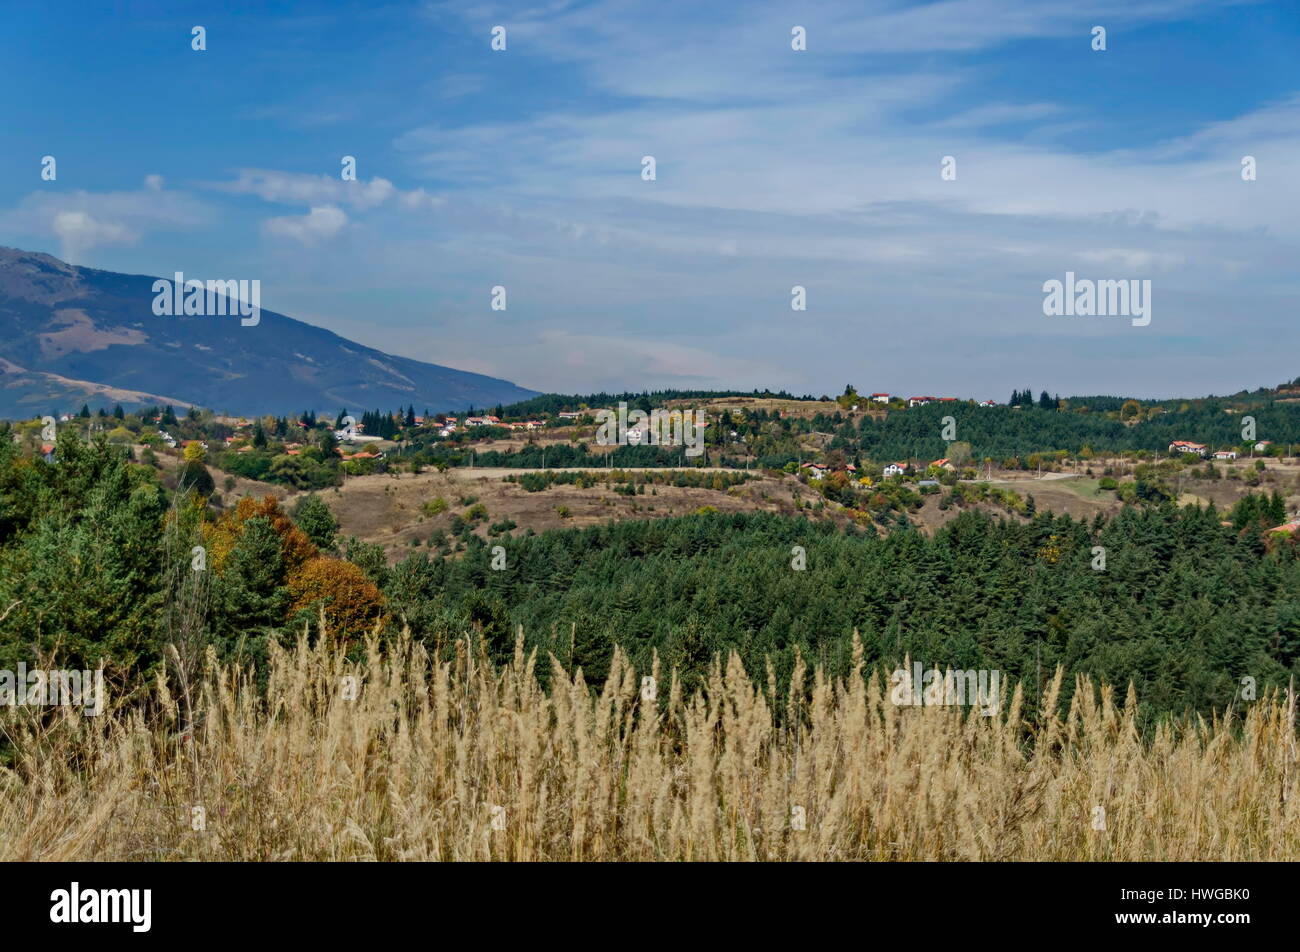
[0,247,538,417]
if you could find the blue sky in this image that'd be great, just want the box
[2,0,1297,400]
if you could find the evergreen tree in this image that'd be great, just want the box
[292,494,340,550]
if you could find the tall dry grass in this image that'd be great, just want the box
[1,629,1297,861]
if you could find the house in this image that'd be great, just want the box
[464,415,502,427]
[908,396,934,408]
[558,411,584,420]
[41,443,55,462]
[1212,450,1238,460]
[1168,441,1208,457]
[1267,520,1300,535]
[1255,441,1273,452]
[930,458,955,472]
[883,462,908,477]
[870,393,890,403]
[438,428,454,438]
[938,397,957,403]
[800,462,828,480]
[979,400,997,407]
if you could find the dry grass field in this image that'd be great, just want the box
[2,630,1298,861]
[294,467,833,560]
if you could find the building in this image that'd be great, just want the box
[883,462,908,477]
[871,393,890,403]
[1255,440,1273,452]
[1212,450,1237,460]
[908,397,934,408]
[1168,441,1208,457]
[930,458,954,472]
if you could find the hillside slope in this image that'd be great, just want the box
[0,247,537,417]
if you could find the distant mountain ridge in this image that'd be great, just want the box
[0,247,538,417]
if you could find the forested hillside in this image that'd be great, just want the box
[4,425,1299,726]
[816,401,1300,464]
[392,505,1300,721]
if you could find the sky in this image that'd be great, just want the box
[1,0,1297,401]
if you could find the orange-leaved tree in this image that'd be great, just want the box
[287,557,386,639]
[204,495,384,640]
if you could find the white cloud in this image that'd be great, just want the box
[0,185,209,262]
[51,212,134,261]
[213,169,442,213]
[262,205,349,244]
